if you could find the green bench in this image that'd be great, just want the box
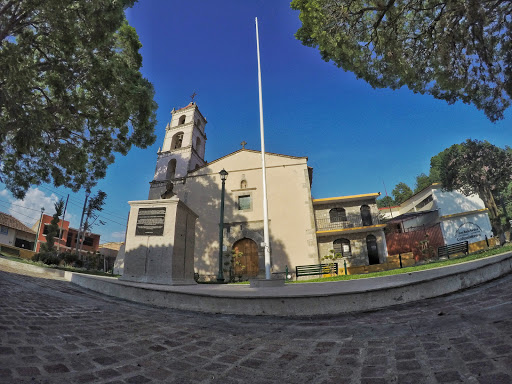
[295,263,338,280]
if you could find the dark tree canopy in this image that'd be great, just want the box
[377,195,394,208]
[291,0,512,122]
[414,173,433,193]
[0,0,157,198]
[392,182,413,204]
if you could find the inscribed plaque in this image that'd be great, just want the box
[135,207,166,236]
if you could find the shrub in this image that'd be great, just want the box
[59,252,78,266]
[32,251,60,266]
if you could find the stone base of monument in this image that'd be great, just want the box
[249,278,285,288]
[119,197,198,286]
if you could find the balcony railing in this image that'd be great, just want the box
[315,214,380,231]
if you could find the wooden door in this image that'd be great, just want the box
[232,238,259,277]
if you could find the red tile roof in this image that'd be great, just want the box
[0,212,36,234]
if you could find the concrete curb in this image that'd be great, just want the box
[1,252,511,316]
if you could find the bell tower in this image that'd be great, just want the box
[148,102,207,199]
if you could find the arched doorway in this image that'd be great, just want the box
[232,238,259,277]
[361,205,373,226]
[366,234,379,265]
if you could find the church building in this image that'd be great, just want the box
[145,102,387,280]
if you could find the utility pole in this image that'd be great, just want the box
[75,189,90,258]
[57,195,69,252]
[33,207,45,252]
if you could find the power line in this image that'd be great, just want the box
[0,199,44,213]
[0,203,40,223]
[38,185,128,220]
[97,215,127,228]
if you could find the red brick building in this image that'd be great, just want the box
[32,214,100,255]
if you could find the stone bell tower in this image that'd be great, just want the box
[148,102,207,199]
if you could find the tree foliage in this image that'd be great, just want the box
[0,0,157,198]
[392,182,413,204]
[377,195,394,208]
[77,190,107,254]
[436,139,512,239]
[414,173,433,194]
[291,0,512,122]
[41,198,64,252]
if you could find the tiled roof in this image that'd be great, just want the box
[0,212,36,234]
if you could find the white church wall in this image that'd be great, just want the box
[177,151,318,277]
[153,151,192,181]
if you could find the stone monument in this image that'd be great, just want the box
[120,195,198,285]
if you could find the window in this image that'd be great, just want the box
[83,236,94,247]
[178,115,186,125]
[42,224,64,238]
[166,159,177,180]
[195,137,201,150]
[333,238,351,257]
[329,208,347,222]
[416,195,433,210]
[171,132,184,149]
[0,226,8,235]
[238,195,251,210]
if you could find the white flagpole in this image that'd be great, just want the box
[255,17,271,280]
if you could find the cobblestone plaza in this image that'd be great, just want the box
[0,264,511,384]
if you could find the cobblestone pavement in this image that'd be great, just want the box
[0,266,511,384]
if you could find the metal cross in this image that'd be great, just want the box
[241,141,247,149]
[190,92,197,102]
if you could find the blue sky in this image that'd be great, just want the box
[1,0,511,243]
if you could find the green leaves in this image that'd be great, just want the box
[0,0,157,198]
[291,0,512,121]
[392,182,413,205]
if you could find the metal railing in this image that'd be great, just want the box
[315,214,379,231]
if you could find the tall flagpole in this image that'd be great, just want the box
[255,17,271,280]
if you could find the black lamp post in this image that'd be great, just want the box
[217,169,228,282]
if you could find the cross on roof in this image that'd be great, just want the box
[241,141,247,149]
[190,92,197,102]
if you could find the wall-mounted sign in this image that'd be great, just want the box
[135,207,166,236]
[455,222,482,242]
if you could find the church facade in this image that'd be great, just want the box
[146,102,387,280]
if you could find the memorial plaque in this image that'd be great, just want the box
[135,207,166,236]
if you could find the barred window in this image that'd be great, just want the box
[333,238,351,257]
[329,208,347,222]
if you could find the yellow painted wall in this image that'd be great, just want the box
[334,252,415,275]
[0,244,35,260]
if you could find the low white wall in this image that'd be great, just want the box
[2,252,511,317]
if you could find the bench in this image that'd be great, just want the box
[438,241,468,259]
[296,263,338,279]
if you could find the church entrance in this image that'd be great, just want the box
[232,238,259,278]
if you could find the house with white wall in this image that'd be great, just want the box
[388,184,493,247]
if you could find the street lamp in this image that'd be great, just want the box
[217,169,228,282]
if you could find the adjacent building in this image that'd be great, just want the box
[383,184,494,259]
[0,212,36,252]
[32,214,101,255]
[313,194,388,267]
